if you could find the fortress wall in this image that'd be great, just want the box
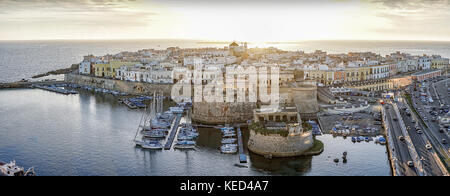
[65,74,173,96]
[247,130,314,157]
[192,101,257,124]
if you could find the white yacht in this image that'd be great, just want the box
[135,140,163,150]
[220,144,238,154]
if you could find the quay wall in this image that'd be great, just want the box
[65,74,173,96]
[192,102,257,124]
[0,81,65,89]
[247,130,314,157]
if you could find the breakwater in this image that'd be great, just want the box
[0,81,65,89]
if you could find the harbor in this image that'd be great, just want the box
[0,88,391,176]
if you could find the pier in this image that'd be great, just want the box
[237,127,247,163]
[32,84,78,95]
[164,114,182,150]
[0,80,65,89]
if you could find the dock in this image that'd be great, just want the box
[164,113,182,150]
[237,127,247,163]
[32,84,78,95]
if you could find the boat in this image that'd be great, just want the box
[220,144,238,154]
[220,127,234,132]
[0,160,36,176]
[379,137,387,145]
[174,140,196,149]
[358,136,365,142]
[222,138,237,144]
[169,107,184,114]
[142,130,166,138]
[136,140,163,150]
[177,134,196,141]
[223,133,236,138]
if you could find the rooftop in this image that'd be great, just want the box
[411,69,441,76]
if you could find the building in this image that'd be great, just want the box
[418,56,432,70]
[411,69,442,81]
[431,56,449,70]
[369,64,390,80]
[78,61,91,75]
[95,61,138,78]
[116,65,174,84]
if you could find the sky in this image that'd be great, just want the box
[0,0,449,41]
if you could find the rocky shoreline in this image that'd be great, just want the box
[31,64,79,79]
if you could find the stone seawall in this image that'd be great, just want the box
[247,130,314,157]
[65,74,173,96]
[192,102,257,125]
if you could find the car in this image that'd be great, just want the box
[407,161,414,167]
[407,126,411,130]
[443,139,447,144]
[393,117,398,121]
[439,128,445,133]
[399,136,405,141]
[425,144,432,150]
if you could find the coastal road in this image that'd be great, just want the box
[385,103,418,176]
[397,100,445,176]
[411,80,450,160]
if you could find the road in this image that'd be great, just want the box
[397,100,445,176]
[410,79,450,161]
[384,103,418,176]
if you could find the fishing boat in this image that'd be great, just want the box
[0,160,36,176]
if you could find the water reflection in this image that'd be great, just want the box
[249,153,313,175]
[0,89,391,176]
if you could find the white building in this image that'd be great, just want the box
[116,65,174,84]
[79,61,91,75]
[418,56,432,70]
[370,64,390,79]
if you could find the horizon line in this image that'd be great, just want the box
[1,38,450,43]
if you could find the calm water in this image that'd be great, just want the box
[0,40,449,82]
[0,89,391,176]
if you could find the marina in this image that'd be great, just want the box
[0,88,392,176]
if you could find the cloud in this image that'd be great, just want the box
[369,0,450,9]
[0,0,156,28]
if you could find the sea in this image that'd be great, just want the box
[1,39,448,176]
[0,39,449,83]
